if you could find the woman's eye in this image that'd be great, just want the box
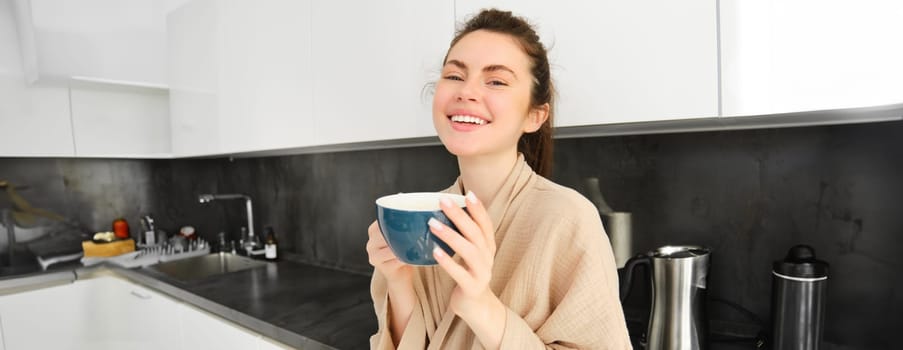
[443,75,464,81]
[487,80,508,86]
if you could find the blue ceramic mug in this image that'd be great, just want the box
[376,192,466,265]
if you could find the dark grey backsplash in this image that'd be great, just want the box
[2,120,901,348]
[555,122,902,349]
[149,146,459,272]
[0,158,157,236]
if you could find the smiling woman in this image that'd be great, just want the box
[433,11,555,178]
[432,29,548,176]
[366,8,631,350]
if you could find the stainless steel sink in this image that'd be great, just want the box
[148,253,266,282]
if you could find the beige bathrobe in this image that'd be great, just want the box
[370,156,632,349]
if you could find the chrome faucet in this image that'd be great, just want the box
[198,193,256,249]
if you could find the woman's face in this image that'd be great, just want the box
[433,30,547,159]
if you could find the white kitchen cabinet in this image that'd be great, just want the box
[0,278,180,350]
[0,276,292,350]
[168,0,221,157]
[0,81,74,157]
[168,0,315,157]
[456,0,719,127]
[81,277,182,349]
[720,0,903,117]
[0,282,80,349]
[176,301,260,350]
[69,85,171,158]
[0,79,170,160]
[311,0,454,145]
[0,0,73,157]
[173,289,292,350]
[217,0,315,154]
[10,0,188,87]
[3,0,174,158]
[257,336,293,350]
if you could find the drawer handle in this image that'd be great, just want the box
[130,291,152,300]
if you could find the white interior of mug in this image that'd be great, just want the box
[376,192,466,211]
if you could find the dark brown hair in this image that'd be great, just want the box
[445,9,555,177]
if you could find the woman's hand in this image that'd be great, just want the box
[430,192,507,349]
[367,221,414,288]
[367,221,416,346]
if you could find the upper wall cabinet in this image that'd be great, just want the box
[311,0,454,145]
[1,4,72,157]
[69,84,171,158]
[168,0,314,157]
[720,0,903,117]
[168,0,219,157]
[0,81,172,158]
[0,80,73,157]
[456,0,720,127]
[11,0,188,87]
[2,0,174,158]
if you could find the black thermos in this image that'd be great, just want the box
[771,245,829,350]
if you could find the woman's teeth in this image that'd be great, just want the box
[450,115,487,125]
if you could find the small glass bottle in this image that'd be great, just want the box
[264,226,278,261]
[217,232,228,253]
[239,226,250,255]
[239,227,249,244]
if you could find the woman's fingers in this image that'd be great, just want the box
[428,218,483,268]
[367,222,390,250]
[439,197,485,249]
[367,220,398,267]
[369,246,395,264]
[368,221,385,241]
[428,219,494,290]
[463,191,495,252]
[433,247,475,290]
[380,254,407,271]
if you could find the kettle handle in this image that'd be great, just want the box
[619,254,651,301]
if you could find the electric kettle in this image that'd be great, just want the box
[621,245,711,350]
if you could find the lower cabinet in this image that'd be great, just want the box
[0,276,289,350]
[176,300,261,349]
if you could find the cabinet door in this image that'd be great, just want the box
[82,277,182,350]
[0,278,182,349]
[12,0,187,87]
[0,282,81,349]
[0,82,74,157]
[720,0,903,116]
[456,0,719,127]
[169,0,314,156]
[311,0,454,145]
[168,0,221,157]
[257,336,292,350]
[2,2,74,157]
[218,0,315,154]
[176,302,260,350]
[70,86,171,158]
